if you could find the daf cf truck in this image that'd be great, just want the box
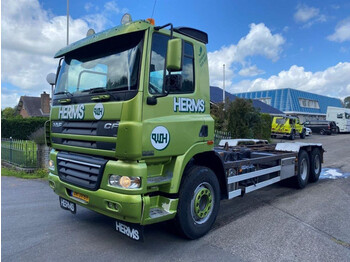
[46,16,324,240]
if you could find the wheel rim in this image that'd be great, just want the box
[190,182,214,224]
[314,154,320,174]
[300,158,308,181]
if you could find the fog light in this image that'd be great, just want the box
[108,175,141,189]
[49,160,55,171]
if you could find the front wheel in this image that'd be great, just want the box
[289,130,295,140]
[175,165,220,239]
[300,129,306,139]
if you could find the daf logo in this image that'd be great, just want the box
[104,123,119,129]
[52,122,63,127]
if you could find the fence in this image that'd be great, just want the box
[1,138,38,168]
[214,130,231,146]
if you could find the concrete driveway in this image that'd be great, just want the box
[2,134,350,262]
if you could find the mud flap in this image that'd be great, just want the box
[115,220,144,241]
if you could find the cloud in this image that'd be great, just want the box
[1,87,21,109]
[294,4,326,28]
[327,17,350,43]
[1,0,127,108]
[208,23,284,88]
[229,62,350,99]
[238,65,265,77]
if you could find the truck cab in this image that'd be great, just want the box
[47,19,216,234]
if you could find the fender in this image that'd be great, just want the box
[166,142,217,194]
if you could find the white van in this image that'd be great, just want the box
[326,106,350,133]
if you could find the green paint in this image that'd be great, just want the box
[48,20,214,226]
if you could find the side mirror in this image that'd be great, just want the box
[166,38,183,72]
[46,73,56,86]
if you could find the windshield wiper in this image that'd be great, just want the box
[55,91,73,97]
[82,87,115,100]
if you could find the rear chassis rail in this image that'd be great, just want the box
[215,143,319,199]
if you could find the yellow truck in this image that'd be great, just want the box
[271,116,306,140]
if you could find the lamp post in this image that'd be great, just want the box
[223,64,225,104]
[67,0,69,45]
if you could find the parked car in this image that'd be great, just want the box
[305,127,312,136]
[303,120,334,135]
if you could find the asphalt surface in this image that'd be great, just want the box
[2,134,350,262]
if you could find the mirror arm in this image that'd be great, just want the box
[154,23,174,39]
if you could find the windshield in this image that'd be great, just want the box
[55,31,144,99]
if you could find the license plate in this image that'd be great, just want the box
[72,191,89,202]
[59,197,76,214]
[115,220,144,241]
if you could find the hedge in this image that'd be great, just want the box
[1,117,49,140]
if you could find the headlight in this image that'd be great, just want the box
[109,175,141,189]
[49,160,55,171]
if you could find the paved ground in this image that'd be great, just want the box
[2,134,350,262]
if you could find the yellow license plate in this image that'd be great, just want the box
[72,191,89,202]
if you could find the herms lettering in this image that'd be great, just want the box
[116,221,140,240]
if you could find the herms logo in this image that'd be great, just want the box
[115,221,140,241]
[58,104,85,120]
[93,103,104,120]
[151,126,170,150]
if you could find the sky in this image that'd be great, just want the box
[1,0,350,109]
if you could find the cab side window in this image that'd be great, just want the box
[149,33,194,94]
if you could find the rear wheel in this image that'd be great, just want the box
[300,129,306,139]
[309,148,322,182]
[320,129,325,135]
[175,165,220,239]
[293,150,310,189]
[337,127,340,134]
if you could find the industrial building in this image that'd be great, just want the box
[210,86,284,115]
[234,88,342,122]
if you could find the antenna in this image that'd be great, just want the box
[151,0,157,18]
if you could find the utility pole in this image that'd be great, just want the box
[223,64,225,104]
[67,0,69,45]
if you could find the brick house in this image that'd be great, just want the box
[16,92,51,118]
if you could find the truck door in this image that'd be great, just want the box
[142,32,206,157]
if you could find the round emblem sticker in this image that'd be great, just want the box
[93,103,104,120]
[151,126,170,150]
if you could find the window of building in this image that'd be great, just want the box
[149,33,194,94]
[259,97,271,105]
[298,98,320,109]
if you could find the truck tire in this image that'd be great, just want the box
[294,150,310,189]
[175,165,220,239]
[336,127,340,134]
[289,130,295,140]
[309,148,321,183]
[320,129,325,135]
[300,129,306,139]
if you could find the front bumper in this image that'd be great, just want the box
[48,173,178,225]
[49,173,143,223]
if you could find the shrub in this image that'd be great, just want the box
[1,117,49,140]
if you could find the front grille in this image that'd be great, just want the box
[57,152,108,190]
[51,120,119,151]
[52,120,119,137]
[52,138,116,151]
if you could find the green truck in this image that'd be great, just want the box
[46,16,324,240]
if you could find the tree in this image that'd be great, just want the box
[1,107,16,119]
[344,96,350,109]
